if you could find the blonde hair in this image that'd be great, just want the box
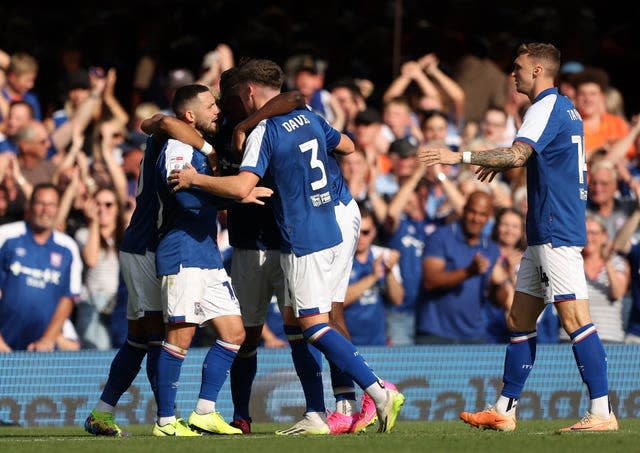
[8,52,38,75]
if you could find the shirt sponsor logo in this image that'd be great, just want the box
[9,261,62,288]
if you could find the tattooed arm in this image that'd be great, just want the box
[468,141,533,168]
[419,141,533,182]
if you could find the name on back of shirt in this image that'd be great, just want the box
[281,114,311,132]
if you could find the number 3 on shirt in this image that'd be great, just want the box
[572,135,587,184]
[299,138,327,190]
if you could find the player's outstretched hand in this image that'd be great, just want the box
[419,146,459,166]
[169,163,197,192]
[240,186,273,205]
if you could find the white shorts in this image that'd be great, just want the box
[120,250,162,320]
[231,248,285,327]
[161,266,241,325]
[281,245,340,318]
[515,244,588,304]
[331,199,361,302]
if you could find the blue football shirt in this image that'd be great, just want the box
[155,139,228,275]
[515,87,587,247]
[120,136,163,255]
[0,222,82,349]
[240,108,343,256]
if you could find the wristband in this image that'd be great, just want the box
[200,141,214,156]
[462,151,472,164]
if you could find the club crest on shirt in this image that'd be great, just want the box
[50,252,62,268]
[16,247,26,257]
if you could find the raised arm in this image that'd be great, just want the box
[383,61,440,104]
[420,53,466,126]
[606,115,640,163]
[102,68,130,128]
[385,159,426,234]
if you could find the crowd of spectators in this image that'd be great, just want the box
[2,28,640,352]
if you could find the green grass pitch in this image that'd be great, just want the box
[2,420,640,453]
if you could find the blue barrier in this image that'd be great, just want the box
[1,344,639,426]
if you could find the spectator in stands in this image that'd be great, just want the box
[586,159,635,239]
[74,186,126,350]
[384,159,433,345]
[485,207,525,343]
[329,77,366,137]
[417,191,509,343]
[344,205,403,345]
[0,152,30,222]
[557,61,584,105]
[88,119,129,203]
[385,54,464,149]
[612,183,640,343]
[375,137,420,199]
[478,107,512,147]
[0,183,82,352]
[420,109,450,147]
[381,96,421,143]
[292,55,333,124]
[1,52,42,121]
[574,67,634,160]
[353,108,391,179]
[338,148,387,226]
[558,213,628,343]
[0,101,34,154]
[15,120,58,186]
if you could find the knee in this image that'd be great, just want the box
[226,328,246,346]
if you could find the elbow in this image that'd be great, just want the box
[236,185,252,200]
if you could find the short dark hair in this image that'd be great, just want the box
[328,78,362,98]
[219,67,240,98]
[30,182,60,205]
[235,59,285,90]
[171,84,211,117]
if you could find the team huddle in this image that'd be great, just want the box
[84,59,404,437]
[83,43,619,437]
